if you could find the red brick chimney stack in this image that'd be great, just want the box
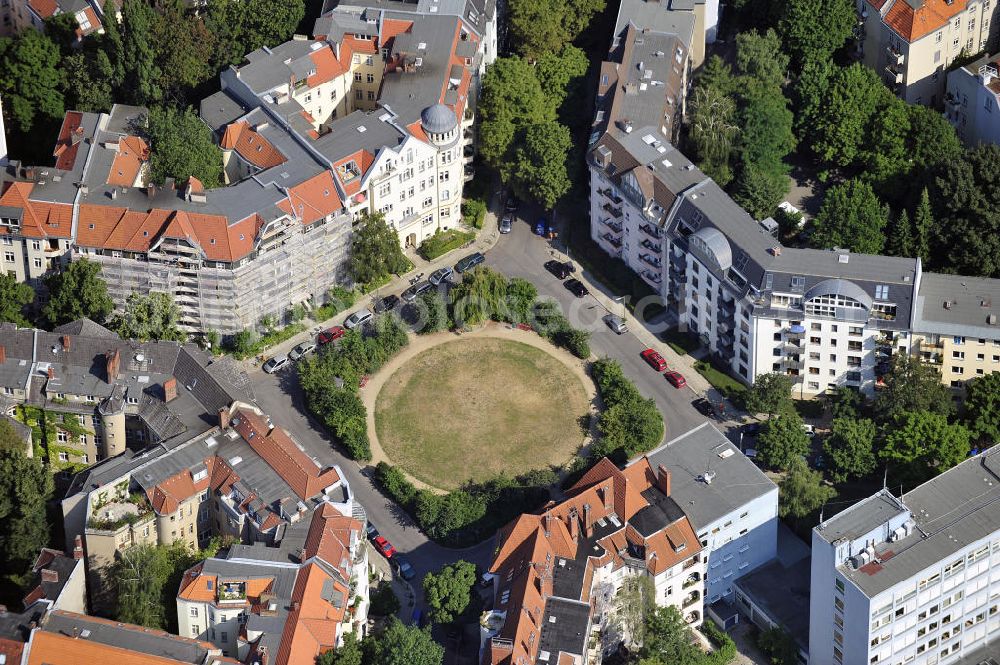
[658,465,671,497]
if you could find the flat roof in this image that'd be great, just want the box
[537,597,590,659]
[913,271,1000,339]
[735,557,811,654]
[634,422,777,531]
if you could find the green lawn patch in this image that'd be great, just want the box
[418,228,476,261]
[662,328,701,356]
[694,359,748,401]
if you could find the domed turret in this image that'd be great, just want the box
[420,103,458,135]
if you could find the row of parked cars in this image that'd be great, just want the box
[365,521,415,580]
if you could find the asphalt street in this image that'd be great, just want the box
[247,206,734,624]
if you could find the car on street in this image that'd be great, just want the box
[262,355,289,374]
[366,522,379,540]
[373,535,396,559]
[640,348,667,371]
[742,422,762,436]
[429,266,454,286]
[802,423,816,438]
[564,278,589,298]
[455,252,485,273]
[394,556,416,581]
[373,294,400,313]
[504,197,519,212]
[288,342,315,362]
[402,281,433,302]
[344,309,374,330]
[604,314,628,334]
[317,326,346,345]
[499,214,513,234]
[692,398,715,417]
[664,370,687,388]
[544,260,574,280]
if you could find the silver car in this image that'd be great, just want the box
[262,355,289,373]
[429,267,454,286]
[288,341,316,361]
[344,309,374,329]
[604,314,628,334]
[499,214,513,234]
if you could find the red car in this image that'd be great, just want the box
[664,370,687,388]
[373,536,396,559]
[641,348,667,372]
[318,326,346,345]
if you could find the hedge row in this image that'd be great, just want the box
[418,228,476,261]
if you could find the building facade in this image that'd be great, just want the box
[859,0,1000,106]
[946,51,1000,145]
[809,447,1000,665]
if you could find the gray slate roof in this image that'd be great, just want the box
[634,422,777,531]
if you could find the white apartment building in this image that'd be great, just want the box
[946,51,1000,145]
[809,448,1000,665]
[636,422,779,608]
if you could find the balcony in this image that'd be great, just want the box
[682,555,700,570]
[682,591,701,608]
[602,202,623,219]
[782,355,804,369]
[601,232,622,249]
[685,611,701,624]
[639,223,661,240]
[642,270,662,285]
[639,253,662,269]
[782,340,803,352]
[785,326,806,338]
[886,45,904,65]
[599,188,623,205]
[600,217,623,234]
[885,63,903,84]
[640,238,659,252]
[682,573,701,589]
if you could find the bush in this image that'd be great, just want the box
[375,462,419,507]
[415,290,449,334]
[461,198,487,229]
[702,621,738,665]
[556,328,591,359]
[225,323,306,360]
[370,582,401,617]
[590,359,664,462]
[694,359,747,402]
[418,228,476,260]
[313,286,356,322]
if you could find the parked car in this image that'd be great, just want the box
[664,370,687,388]
[373,535,396,559]
[317,326,346,345]
[373,294,400,313]
[604,314,628,334]
[640,348,667,371]
[262,355,289,374]
[802,423,816,438]
[564,278,589,298]
[429,266,454,286]
[402,281,433,302]
[544,260,573,280]
[504,197,519,213]
[534,218,554,236]
[692,398,715,417]
[455,252,485,273]
[365,522,379,541]
[813,454,826,470]
[499,214,513,234]
[742,422,762,436]
[288,342,315,361]
[394,556,416,581]
[344,309,374,330]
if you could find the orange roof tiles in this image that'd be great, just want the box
[381,18,414,43]
[232,409,341,500]
[220,122,287,170]
[303,503,361,571]
[0,637,23,665]
[277,171,344,225]
[53,112,86,171]
[27,0,56,19]
[274,562,347,665]
[107,136,149,187]
[883,0,968,41]
[0,182,73,239]
[306,46,346,88]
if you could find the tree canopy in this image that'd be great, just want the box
[42,259,114,327]
[778,0,855,65]
[110,292,185,342]
[780,457,836,519]
[0,30,64,133]
[422,560,477,624]
[757,411,810,471]
[349,211,410,287]
[478,57,554,169]
[0,447,53,571]
[810,179,889,254]
[962,372,1000,444]
[744,373,794,418]
[880,411,971,482]
[874,354,953,423]
[368,619,444,665]
[508,121,572,210]
[144,105,224,186]
[507,0,605,60]
[0,272,34,327]
[823,417,877,482]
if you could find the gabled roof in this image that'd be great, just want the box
[882,0,968,41]
[0,182,74,239]
[106,136,149,187]
[221,122,288,170]
[277,171,344,225]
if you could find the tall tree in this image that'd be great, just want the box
[810,63,888,168]
[738,81,796,177]
[927,144,1000,276]
[478,57,554,169]
[862,97,911,189]
[316,633,363,665]
[508,121,572,210]
[874,354,953,423]
[780,457,836,519]
[508,0,604,60]
[823,417,877,482]
[110,292,185,342]
[880,411,971,481]
[595,394,664,462]
[791,56,834,143]
[0,448,53,571]
[744,372,794,418]
[907,104,963,173]
[757,411,810,471]
[732,163,788,220]
[688,85,738,187]
[779,0,855,65]
[120,0,162,105]
[614,575,655,648]
[242,0,304,53]
[145,105,223,186]
[367,620,444,665]
[42,259,114,327]
[734,29,789,89]
[535,45,589,111]
[637,606,703,664]
[913,187,933,264]
[696,55,736,97]
[152,0,216,102]
[422,560,477,624]
[811,179,889,254]
[0,272,34,327]
[102,0,125,87]
[0,30,65,133]
[962,372,1000,444]
[885,208,914,257]
[62,51,115,113]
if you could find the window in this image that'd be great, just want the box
[33,258,42,269]
[58,452,68,462]
[2,251,13,262]
[936,31,943,43]
[836,579,845,593]
[192,626,200,637]
[57,430,68,443]
[354,72,362,82]
[365,55,373,66]
[875,284,890,300]
[190,607,199,617]
[791,275,806,291]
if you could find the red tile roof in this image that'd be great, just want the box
[0,182,74,239]
[303,502,362,571]
[306,46,346,88]
[883,0,968,41]
[232,409,341,500]
[220,122,287,170]
[107,136,149,187]
[53,112,86,171]
[277,171,343,225]
[27,0,57,19]
[274,562,347,665]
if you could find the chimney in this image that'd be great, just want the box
[602,485,612,512]
[163,377,177,402]
[218,407,230,430]
[72,626,80,639]
[73,535,83,560]
[47,366,55,379]
[106,349,121,383]
[658,465,671,497]
[41,569,58,583]
[568,509,579,541]
[61,335,71,352]
[0,345,6,364]
[583,503,592,538]
[146,184,157,199]
[543,513,551,537]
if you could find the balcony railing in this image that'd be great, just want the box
[639,253,662,269]
[600,217,623,234]
[599,188,623,205]
[601,232,622,249]
[782,356,804,369]
[602,202,623,219]
[885,63,903,84]
[643,270,662,285]
[886,45,904,65]
[683,573,701,588]
[640,238,659,252]
[682,591,701,607]
[682,556,700,570]
[639,223,661,240]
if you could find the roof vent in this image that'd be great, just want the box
[989,314,997,325]
[702,470,716,484]
[944,300,953,309]
[838,254,849,263]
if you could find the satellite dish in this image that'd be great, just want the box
[135,353,145,362]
